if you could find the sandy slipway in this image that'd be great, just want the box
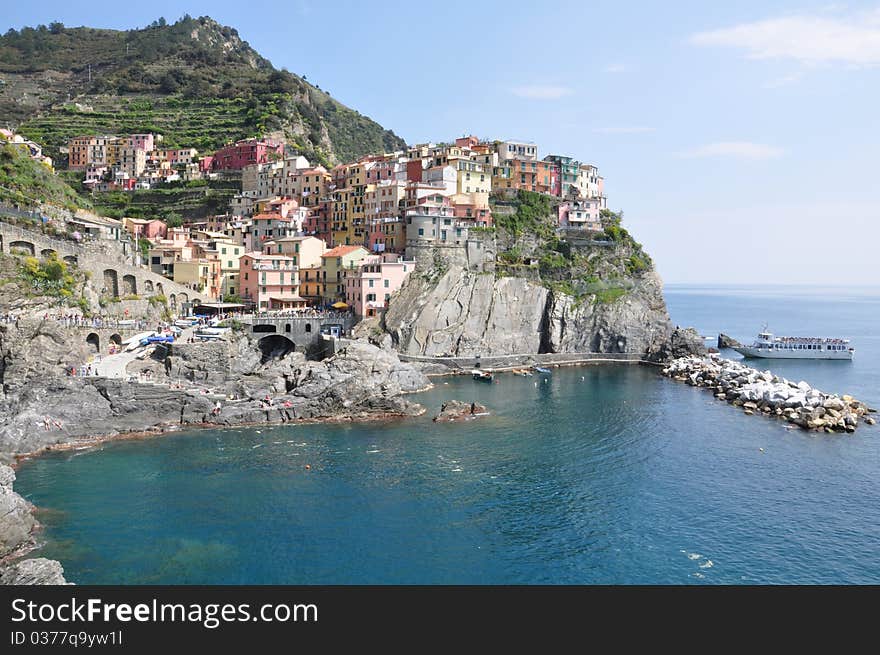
[662,355,877,432]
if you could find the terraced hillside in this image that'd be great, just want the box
[0,16,406,167]
[20,96,264,155]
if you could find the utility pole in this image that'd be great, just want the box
[88,64,91,83]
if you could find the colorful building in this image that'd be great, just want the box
[173,258,222,299]
[210,138,284,171]
[320,245,370,304]
[558,199,602,231]
[344,253,416,317]
[262,235,326,269]
[123,217,167,240]
[239,252,305,310]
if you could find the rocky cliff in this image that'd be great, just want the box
[0,328,430,462]
[0,464,70,584]
[384,193,703,361]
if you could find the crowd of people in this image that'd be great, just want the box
[252,308,350,319]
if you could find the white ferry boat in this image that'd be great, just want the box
[733,330,854,360]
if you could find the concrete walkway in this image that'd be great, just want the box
[92,326,195,379]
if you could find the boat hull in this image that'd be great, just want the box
[732,346,853,360]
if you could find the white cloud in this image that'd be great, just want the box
[603,63,629,73]
[678,142,785,160]
[690,10,880,65]
[594,126,656,134]
[510,85,573,99]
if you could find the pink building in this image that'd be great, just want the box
[239,252,306,310]
[451,193,493,226]
[124,217,168,240]
[210,138,284,171]
[127,134,155,152]
[558,199,602,231]
[344,253,415,318]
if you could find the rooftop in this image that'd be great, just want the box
[323,245,367,258]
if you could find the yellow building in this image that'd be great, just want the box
[299,266,324,304]
[331,187,351,246]
[345,162,368,246]
[173,259,222,299]
[320,245,370,303]
[210,238,244,299]
[453,158,492,195]
[263,235,326,268]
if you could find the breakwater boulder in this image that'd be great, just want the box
[661,355,875,433]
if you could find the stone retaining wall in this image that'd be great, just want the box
[398,351,646,371]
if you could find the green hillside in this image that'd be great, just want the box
[0,16,406,167]
[0,142,89,210]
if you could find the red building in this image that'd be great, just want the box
[210,138,283,171]
[304,202,332,245]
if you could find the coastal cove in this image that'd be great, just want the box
[12,285,880,585]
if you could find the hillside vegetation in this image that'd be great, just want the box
[0,143,89,210]
[492,191,653,305]
[0,16,406,167]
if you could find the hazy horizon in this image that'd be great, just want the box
[3,1,879,286]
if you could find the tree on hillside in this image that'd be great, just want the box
[48,22,64,34]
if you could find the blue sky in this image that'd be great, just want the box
[4,1,880,285]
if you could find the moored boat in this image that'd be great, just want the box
[471,369,494,382]
[732,329,854,360]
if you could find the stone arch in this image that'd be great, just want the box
[168,293,177,309]
[109,334,123,345]
[122,274,137,295]
[178,292,189,304]
[258,335,296,364]
[9,241,35,256]
[144,279,154,294]
[305,323,312,333]
[40,248,57,259]
[63,255,78,265]
[156,282,164,296]
[86,333,100,353]
[253,323,277,333]
[103,269,119,297]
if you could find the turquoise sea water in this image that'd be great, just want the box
[14,285,880,584]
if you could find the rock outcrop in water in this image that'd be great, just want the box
[717,333,742,349]
[433,400,489,422]
[662,355,876,432]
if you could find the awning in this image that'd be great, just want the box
[331,301,348,309]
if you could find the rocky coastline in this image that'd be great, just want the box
[0,464,69,584]
[0,319,434,584]
[662,354,876,432]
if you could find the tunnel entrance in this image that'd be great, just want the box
[258,335,296,364]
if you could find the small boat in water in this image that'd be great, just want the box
[472,369,494,382]
[512,368,533,376]
[533,366,551,374]
[733,328,854,360]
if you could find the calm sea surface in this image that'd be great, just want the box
[14,285,880,584]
